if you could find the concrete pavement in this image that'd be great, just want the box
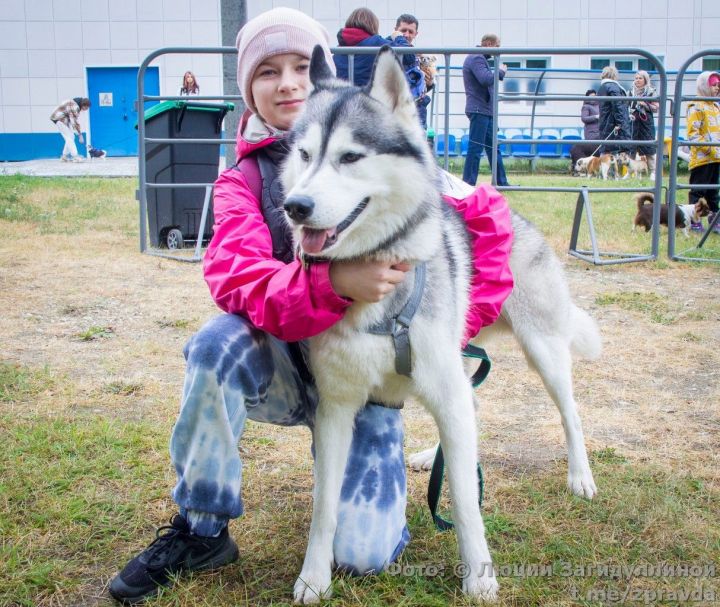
[1,156,139,177]
[1,156,228,179]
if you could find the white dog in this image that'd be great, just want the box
[282,46,499,604]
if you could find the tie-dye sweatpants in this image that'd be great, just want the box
[169,313,410,574]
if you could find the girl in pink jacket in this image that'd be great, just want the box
[110,8,513,604]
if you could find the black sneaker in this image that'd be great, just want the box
[109,513,239,604]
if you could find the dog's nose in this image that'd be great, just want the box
[284,195,315,221]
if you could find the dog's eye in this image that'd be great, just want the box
[299,149,310,162]
[339,152,364,164]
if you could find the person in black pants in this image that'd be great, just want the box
[597,66,631,158]
[570,89,600,173]
[686,71,720,232]
[629,70,659,180]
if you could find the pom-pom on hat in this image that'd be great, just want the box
[236,8,335,115]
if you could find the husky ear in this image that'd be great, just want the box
[367,46,416,119]
[309,44,334,87]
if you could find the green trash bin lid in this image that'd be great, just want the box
[138,100,235,125]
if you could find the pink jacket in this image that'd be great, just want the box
[205,115,513,345]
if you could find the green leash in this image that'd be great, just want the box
[427,344,490,531]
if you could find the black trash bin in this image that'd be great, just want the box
[141,101,234,249]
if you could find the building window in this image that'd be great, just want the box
[591,56,664,73]
[638,58,661,72]
[702,57,720,71]
[526,59,548,69]
[615,60,634,72]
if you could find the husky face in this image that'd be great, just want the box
[281,46,435,260]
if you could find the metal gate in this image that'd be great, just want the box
[138,45,668,266]
[667,48,720,264]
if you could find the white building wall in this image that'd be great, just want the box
[0,0,718,137]
[0,0,222,135]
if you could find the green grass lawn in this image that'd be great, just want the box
[439,159,720,264]
[1,174,718,606]
[2,405,717,606]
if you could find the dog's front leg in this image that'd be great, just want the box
[418,366,499,602]
[294,401,359,604]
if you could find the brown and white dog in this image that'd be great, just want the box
[575,153,618,180]
[633,193,710,236]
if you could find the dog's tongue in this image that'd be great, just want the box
[301,227,337,255]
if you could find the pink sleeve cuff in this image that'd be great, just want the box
[309,262,352,312]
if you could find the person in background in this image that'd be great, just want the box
[570,89,600,172]
[334,7,415,86]
[49,97,91,162]
[686,71,720,233]
[108,7,513,604]
[597,66,631,159]
[629,70,660,180]
[179,71,199,95]
[462,33,510,187]
[393,13,432,129]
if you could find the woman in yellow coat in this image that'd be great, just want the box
[686,71,720,232]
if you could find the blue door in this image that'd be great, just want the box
[86,66,159,156]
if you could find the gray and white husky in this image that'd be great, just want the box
[281,46,601,604]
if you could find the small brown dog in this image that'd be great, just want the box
[633,193,710,237]
[575,154,617,180]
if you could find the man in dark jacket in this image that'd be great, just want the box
[462,33,509,187]
[393,13,431,129]
[597,66,631,156]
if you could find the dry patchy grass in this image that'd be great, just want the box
[0,175,719,606]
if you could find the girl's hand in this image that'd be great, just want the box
[330,260,411,303]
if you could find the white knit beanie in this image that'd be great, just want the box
[236,8,335,115]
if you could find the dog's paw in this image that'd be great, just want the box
[462,570,499,602]
[568,469,597,500]
[408,445,437,471]
[293,572,332,604]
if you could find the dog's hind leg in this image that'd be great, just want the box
[408,444,438,470]
[294,402,360,604]
[517,332,597,499]
[416,362,498,601]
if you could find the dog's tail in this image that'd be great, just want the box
[569,305,602,361]
[635,192,654,212]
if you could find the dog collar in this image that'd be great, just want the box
[299,252,330,270]
[366,262,426,378]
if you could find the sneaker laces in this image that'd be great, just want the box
[144,514,213,569]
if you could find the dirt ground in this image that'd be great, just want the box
[2,221,719,492]
[2,204,720,607]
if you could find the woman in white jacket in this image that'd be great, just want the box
[179,71,199,95]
